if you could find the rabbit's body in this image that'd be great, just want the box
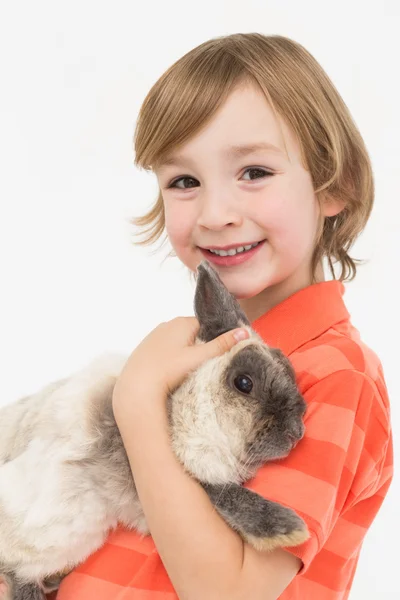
[0,262,309,599]
[0,354,142,581]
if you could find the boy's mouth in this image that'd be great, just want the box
[200,239,265,256]
[199,240,266,267]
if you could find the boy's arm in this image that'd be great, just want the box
[115,367,393,599]
[115,393,301,600]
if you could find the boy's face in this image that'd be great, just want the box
[155,81,343,318]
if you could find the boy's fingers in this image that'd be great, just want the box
[208,328,250,357]
[169,327,250,393]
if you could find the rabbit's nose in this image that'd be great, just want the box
[286,422,305,443]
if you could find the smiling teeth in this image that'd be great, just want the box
[209,241,260,256]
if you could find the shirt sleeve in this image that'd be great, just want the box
[244,368,393,573]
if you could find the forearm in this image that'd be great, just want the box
[115,394,248,600]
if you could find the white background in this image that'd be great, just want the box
[0,1,398,598]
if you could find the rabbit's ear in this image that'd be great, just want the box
[194,260,250,343]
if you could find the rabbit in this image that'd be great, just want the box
[0,260,309,599]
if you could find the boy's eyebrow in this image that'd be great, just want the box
[156,142,285,170]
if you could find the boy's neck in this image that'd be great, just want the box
[238,262,326,323]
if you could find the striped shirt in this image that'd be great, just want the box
[54,280,393,599]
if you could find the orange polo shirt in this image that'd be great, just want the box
[54,280,393,600]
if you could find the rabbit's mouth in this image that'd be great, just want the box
[287,435,300,449]
[286,427,304,449]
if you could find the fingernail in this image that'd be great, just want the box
[233,329,248,342]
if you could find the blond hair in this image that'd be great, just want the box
[130,33,374,282]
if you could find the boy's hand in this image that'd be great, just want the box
[112,316,249,413]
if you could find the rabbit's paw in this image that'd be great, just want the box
[202,482,309,552]
[42,569,71,593]
[242,504,309,552]
[14,583,46,600]
[0,576,46,600]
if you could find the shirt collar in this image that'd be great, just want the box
[250,280,350,356]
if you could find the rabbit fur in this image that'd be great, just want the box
[0,260,308,599]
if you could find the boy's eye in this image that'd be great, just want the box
[242,167,273,182]
[166,167,274,190]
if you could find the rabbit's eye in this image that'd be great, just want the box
[234,374,253,394]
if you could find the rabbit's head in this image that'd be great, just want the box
[167,260,306,485]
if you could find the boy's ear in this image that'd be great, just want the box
[320,192,346,218]
[194,260,250,343]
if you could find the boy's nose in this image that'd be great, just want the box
[197,196,243,230]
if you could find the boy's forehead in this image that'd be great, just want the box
[151,81,306,173]
[153,117,303,174]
